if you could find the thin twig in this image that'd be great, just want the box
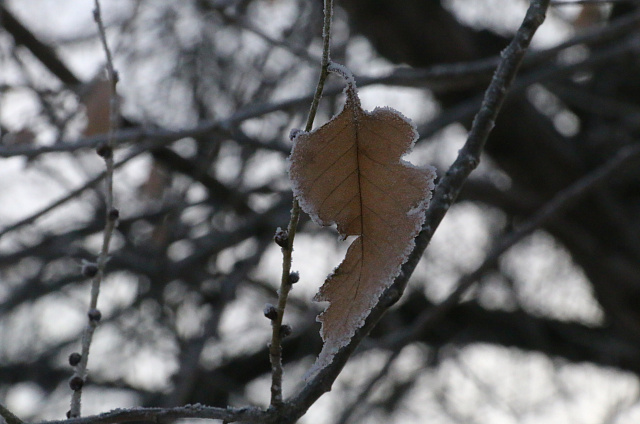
[69,1,120,417]
[216,9,319,65]
[335,350,402,424]
[0,148,142,240]
[268,0,334,408]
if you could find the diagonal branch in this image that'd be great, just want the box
[0,403,24,424]
[0,148,143,240]
[0,4,81,85]
[384,143,640,349]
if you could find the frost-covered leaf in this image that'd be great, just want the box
[289,63,436,378]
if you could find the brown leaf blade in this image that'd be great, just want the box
[289,68,435,377]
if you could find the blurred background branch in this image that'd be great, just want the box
[1,0,640,423]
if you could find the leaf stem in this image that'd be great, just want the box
[268,0,334,408]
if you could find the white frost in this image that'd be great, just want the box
[287,132,324,226]
[305,260,400,380]
[289,128,302,141]
[373,105,420,152]
[328,61,357,89]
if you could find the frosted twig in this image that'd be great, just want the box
[268,0,334,408]
[327,62,356,90]
[69,1,120,417]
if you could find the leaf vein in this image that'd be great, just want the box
[307,143,356,190]
[316,168,358,212]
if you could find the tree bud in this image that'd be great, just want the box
[69,376,84,391]
[280,324,292,338]
[82,262,98,278]
[274,227,288,248]
[263,304,278,320]
[88,308,102,322]
[68,352,82,366]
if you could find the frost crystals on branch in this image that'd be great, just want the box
[289,62,436,378]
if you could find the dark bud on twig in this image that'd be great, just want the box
[274,227,289,248]
[289,271,300,285]
[82,262,99,278]
[69,376,84,391]
[68,352,82,366]
[280,324,292,338]
[96,144,113,159]
[66,410,79,419]
[108,208,120,221]
[88,308,102,322]
[263,303,278,320]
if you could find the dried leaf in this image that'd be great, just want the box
[289,64,436,377]
[81,77,112,137]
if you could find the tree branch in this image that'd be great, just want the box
[0,403,24,424]
[383,143,640,350]
[0,148,142,240]
[0,4,81,85]
[3,9,638,159]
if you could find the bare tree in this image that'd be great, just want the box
[1,0,640,423]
